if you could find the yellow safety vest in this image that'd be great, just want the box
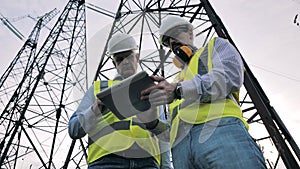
[169,38,248,146]
[87,80,160,164]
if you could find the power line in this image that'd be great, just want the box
[251,64,300,83]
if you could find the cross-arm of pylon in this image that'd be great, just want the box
[0,12,25,40]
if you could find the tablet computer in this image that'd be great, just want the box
[96,71,154,119]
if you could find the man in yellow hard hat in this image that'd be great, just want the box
[141,16,266,169]
[68,33,171,169]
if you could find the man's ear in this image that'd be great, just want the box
[135,54,140,62]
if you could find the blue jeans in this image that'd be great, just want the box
[88,154,159,169]
[172,117,266,169]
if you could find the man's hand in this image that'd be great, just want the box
[141,75,177,106]
[92,99,106,116]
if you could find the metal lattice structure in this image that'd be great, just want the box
[0,0,299,168]
[0,0,87,168]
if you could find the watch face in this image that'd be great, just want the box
[176,87,181,95]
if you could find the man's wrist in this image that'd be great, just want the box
[147,119,170,136]
[145,119,159,130]
[91,104,106,116]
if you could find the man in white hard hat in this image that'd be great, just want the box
[68,33,171,169]
[141,16,267,168]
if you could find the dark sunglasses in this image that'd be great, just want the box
[162,24,192,47]
[113,53,136,64]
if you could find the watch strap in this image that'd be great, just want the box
[174,82,183,100]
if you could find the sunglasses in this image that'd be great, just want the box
[162,24,193,47]
[113,53,136,64]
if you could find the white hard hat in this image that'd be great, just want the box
[107,33,138,55]
[159,15,193,46]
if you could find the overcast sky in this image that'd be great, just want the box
[1,0,300,165]
[211,0,300,144]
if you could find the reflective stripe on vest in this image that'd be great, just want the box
[169,38,248,146]
[87,80,160,164]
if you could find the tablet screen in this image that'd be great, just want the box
[96,71,154,119]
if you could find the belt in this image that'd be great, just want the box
[114,146,152,159]
[93,152,156,166]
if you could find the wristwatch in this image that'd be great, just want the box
[174,82,183,100]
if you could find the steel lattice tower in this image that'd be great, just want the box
[0,0,299,168]
[0,0,87,168]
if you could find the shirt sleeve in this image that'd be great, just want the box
[181,37,244,102]
[68,85,100,139]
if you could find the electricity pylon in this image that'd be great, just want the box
[0,8,59,104]
[0,0,87,168]
[0,0,299,169]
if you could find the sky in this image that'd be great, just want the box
[0,0,300,167]
[211,0,300,143]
